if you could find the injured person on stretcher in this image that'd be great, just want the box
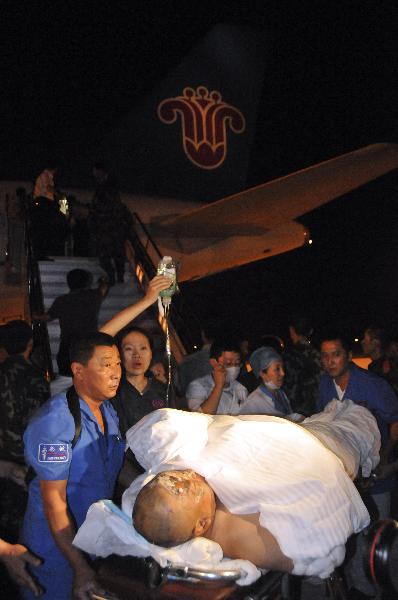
[74,399,381,583]
[133,469,294,573]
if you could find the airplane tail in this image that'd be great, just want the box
[100,23,266,202]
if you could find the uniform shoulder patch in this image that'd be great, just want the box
[38,443,69,463]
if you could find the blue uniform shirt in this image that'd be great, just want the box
[21,392,125,599]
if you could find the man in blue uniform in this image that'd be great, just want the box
[21,332,125,600]
[317,332,398,518]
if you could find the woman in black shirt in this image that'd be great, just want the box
[100,274,174,433]
[112,326,170,435]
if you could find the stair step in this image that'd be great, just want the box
[40,271,105,283]
[42,291,142,306]
[38,256,163,375]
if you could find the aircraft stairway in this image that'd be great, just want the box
[38,256,163,377]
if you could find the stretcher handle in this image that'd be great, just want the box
[165,563,243,583]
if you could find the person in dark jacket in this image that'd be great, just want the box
[283,317,322,416]
[317,332,398,519]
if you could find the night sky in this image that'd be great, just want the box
[2,3,398,347]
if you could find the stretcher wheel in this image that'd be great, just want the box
[363,519,398,592]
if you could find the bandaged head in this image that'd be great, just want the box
[133,470,215,547]
[153,470,205,500]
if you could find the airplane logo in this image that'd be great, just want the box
[158,86,246,170]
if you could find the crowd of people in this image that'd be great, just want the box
[1,268,398,597]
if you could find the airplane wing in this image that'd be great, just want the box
[156,143,398,238]
[147,143,398,280]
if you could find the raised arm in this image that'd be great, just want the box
[100,275,172,336]
[198,359,226,414]
[187,359,226,415]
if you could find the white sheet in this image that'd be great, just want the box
[303,397,380,478]
[74,400,380,581]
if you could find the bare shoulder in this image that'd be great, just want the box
[208,504,293,572]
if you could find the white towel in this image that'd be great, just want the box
[73,499,260,586]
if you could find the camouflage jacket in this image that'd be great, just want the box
[88,190,133,254]
[283,341,323,416]
[0,355,50,463]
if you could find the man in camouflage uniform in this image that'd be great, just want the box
[0,321,50,542]
[88,163,132,286]
[283,317,322,416]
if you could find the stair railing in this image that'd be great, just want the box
[25,200,54,381]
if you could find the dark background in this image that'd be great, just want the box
[1,2,397,346]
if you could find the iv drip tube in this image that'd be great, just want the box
[158,296,172,406]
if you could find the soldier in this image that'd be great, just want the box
[88,163,132,285]
[283,317,322,416]
[0,321,50,543]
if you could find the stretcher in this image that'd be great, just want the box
[93,556,293,600]
[92,552,358,600]
[90,519,398,600]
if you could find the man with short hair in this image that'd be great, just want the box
[35,268,108,376]
[122,401,379,579]
[186,339,248,414]
[361,324,389,377]
[21,332,125,600]
[317,333,398,518]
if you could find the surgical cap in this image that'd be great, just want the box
[250,346,282,378]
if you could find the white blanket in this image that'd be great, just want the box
[303,397,380,478]
[74,400,380,581]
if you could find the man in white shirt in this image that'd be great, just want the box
[186,339,248,414]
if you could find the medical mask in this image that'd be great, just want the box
[265,380,281,390]
[225,366,240,383]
